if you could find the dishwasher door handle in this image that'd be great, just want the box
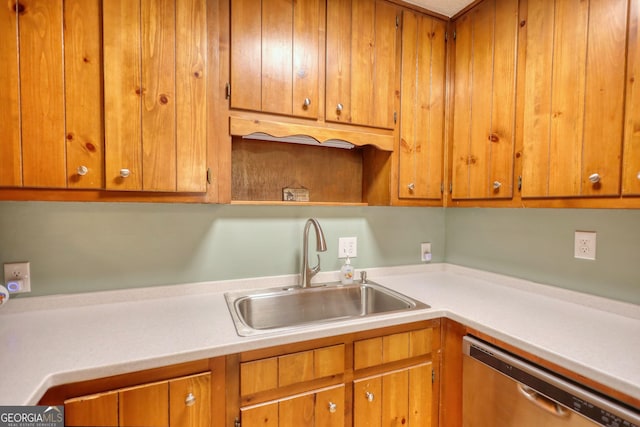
[517,384,570,418]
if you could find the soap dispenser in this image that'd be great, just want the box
[340,256,354,285]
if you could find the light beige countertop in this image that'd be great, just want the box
[0,264,638,406]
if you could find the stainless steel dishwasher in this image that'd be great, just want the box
[462,336,640,427]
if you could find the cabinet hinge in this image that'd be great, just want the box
[393,111,397,124]
[207,168,212,185]
[453,30,457,40]
[440,183,444,194]
[432,369,435,383]
[445,31,449,42]
[518,175,522,191]
[449,182,453,193]
[234,417,241,427]
[396,15,400,28]
[225,82,231,100]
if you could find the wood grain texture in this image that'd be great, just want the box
[230,0,262,111]
[142,0,177,191]
[279,351,315,387]
[279,393,315,426]
[623,0,640,195]
[176,0,207,192]
[119,381,169,427]
[0,3,21,186]
[292,0,320,118]
[381,369,409,427]
[408,363,432,427]
[262,0,293,114]
[64,391,118,427]
[20,0,66,188]
[240,357,278,396]
[581,0,626,196]
[315,386,345,427]
[382,332,410,364]
[369,0,398,129]
[522,0,626,198]
[399,12,446,200]
[64,0,104,189]
[169,372,211,427]
[231,139,363,203]
[353,375,382,425]
[241,401,279,427]
[103,0,143,190]
[326,0,353,124]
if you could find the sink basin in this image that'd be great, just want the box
[225,281,430,336]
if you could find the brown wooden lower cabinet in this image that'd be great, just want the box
[64,372,211,427]
[241,385,345,427]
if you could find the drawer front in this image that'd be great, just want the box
[354,328,432,370]
[241,344,345,396]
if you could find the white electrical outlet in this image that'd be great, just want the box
[3,261,31,293]
[574,231,596,260]
[338,237,357,258]
[421,243,432,262]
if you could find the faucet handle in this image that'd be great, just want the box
[310,254,321,276]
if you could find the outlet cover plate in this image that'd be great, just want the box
[574,231,596,260]
[3,262,31,293]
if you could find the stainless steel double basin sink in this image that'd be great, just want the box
[225,281,430,336]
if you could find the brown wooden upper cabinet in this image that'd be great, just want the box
[230,0,322,119]
[622,0,640,196]
[103,0,208,192]
[0,0,103,189]
[326,0,399,130]
[451,0,519,200]
[398,10,446,200]
[520,0,628,198]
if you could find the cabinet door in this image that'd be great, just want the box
[241,385,345,427]
[0,0,102,189]
[230,0,320,118]
[119,381,169,427]
[398,10,446,200]
[451,0,518,200]
[326,0,398,129]
[353,364,432,427]
[623,0,640,195]
[521,0,627,197]
[169,373,211,427]
[65,391,118,427]
[103,0,207,192]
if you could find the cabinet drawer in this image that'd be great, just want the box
[241,344,345,396]
[354,328,432,370]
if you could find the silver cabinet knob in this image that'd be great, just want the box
[77,166,88,176]
[365,391,374,402]
[588,173,601,183]
[185,392,196,406]
[407,183,415,191]
[120,169,131,178]
[637,172,640,180]
[336,103,343,112]
[328,402,337,413]
[303,98,311,107]
[493,181,502,190]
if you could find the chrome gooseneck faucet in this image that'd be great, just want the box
[301,218,327,288]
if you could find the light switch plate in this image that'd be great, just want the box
[338,237,357,258]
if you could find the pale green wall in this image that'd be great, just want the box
[0,202,445,297]
[445,208,640,304]
[1,202,638,304]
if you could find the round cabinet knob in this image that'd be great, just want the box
[120,168,131,178]
[407,183,415,191]
[493,181,502,190]
[185,392,196,407]
[588,173,601,184]
[336,103,344,113]
[365,391,374,402]
[77,165,88,176]
[303,98,311,107]
[328,402,337,413]
[637,172,640,180]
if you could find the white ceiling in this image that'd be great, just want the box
[402,0,474,17]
